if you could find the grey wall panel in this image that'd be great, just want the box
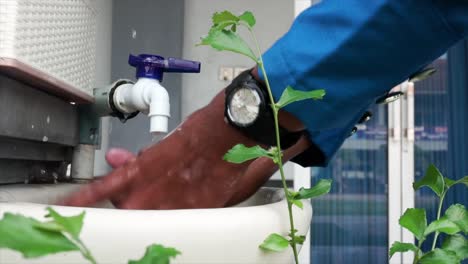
[109,0,185,153]
[0,76,78,146]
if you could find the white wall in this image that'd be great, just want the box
[181,0,295,117]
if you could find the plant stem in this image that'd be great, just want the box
[413,238,425,264]
[431,190,447,250]
[249,27,300,264]
[75,238,98,264]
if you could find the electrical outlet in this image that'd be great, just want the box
[234,67,249,78]
[219,67,234,81]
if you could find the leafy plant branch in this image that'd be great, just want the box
[389,164,468,264]
[0,207,180,264]
[198,10,331,264]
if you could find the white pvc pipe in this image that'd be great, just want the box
[71,144,95,181]
[113,78,170,134]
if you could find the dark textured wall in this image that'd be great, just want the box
[109,0,185,153]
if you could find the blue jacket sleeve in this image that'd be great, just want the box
[260,0,468,167]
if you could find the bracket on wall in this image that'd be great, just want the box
[78,103,101,146]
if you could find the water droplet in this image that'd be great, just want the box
[132,29,137,39]
[46,116,50,124]
[42,136,48,142]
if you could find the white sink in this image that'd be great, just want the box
[0,185,312,264]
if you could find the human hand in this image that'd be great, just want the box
[62,91,310,209]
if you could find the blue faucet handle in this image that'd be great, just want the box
[128,54,141,67]
[164,57,201,73]
[128,54,200,81]
[128,54,164,67]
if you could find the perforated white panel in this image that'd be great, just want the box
[0,0,96,95]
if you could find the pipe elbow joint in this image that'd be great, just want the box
[112,78,171,134]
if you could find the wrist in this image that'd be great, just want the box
[250,67,305,132]
[178,89,311,170]
[183,92,262,151]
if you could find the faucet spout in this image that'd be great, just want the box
[148,81,170,134]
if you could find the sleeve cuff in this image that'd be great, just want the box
[291,107,370,167]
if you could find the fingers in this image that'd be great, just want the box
[61,162,136,207]
[117,185,160,209]
[225,157,277,206]
[106,148,135,168]
[61,148,136,207]
[110,190,132,208]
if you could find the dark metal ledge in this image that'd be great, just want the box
[0,74,79,146]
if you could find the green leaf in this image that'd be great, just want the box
[290,235,306,245]
[461,176,468,187]
[287,191,303,209]
[444,177,457,188]
[445,204,468,233]
[223,144,271,164]
[197,29,258,62]
[0,213,79,258]
[34,221,64,233]
[389,241,418,259]
[445,176,468,189]
[212,11,256,29]
[239,11,256,27]
[212,11,239,31]
[291,199,304,209]
[45,207,85,239]
[419,248,460,264]
[128,244,181,264]
[455,176,468,188]
[259,233,289,252]
[399,208,427,241]
[413,164,445,197]
[267,147,282,164]
[294,179,332,200]
[424,217,461,236]
[409,67,437,83]
[212,11,239,25]
[276,86,325,109]
[442,234,468,260]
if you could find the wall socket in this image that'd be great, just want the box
[219,67,234,81]
[219,66,249,81]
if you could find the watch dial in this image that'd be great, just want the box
[228,87,260,126]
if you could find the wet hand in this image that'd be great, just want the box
[62,92,310,209]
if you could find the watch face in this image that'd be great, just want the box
[227,86,261,126]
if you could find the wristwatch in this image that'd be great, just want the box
[224,69,303,149]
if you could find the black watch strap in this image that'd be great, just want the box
[225,70,303,149]
[290,131,327,167]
